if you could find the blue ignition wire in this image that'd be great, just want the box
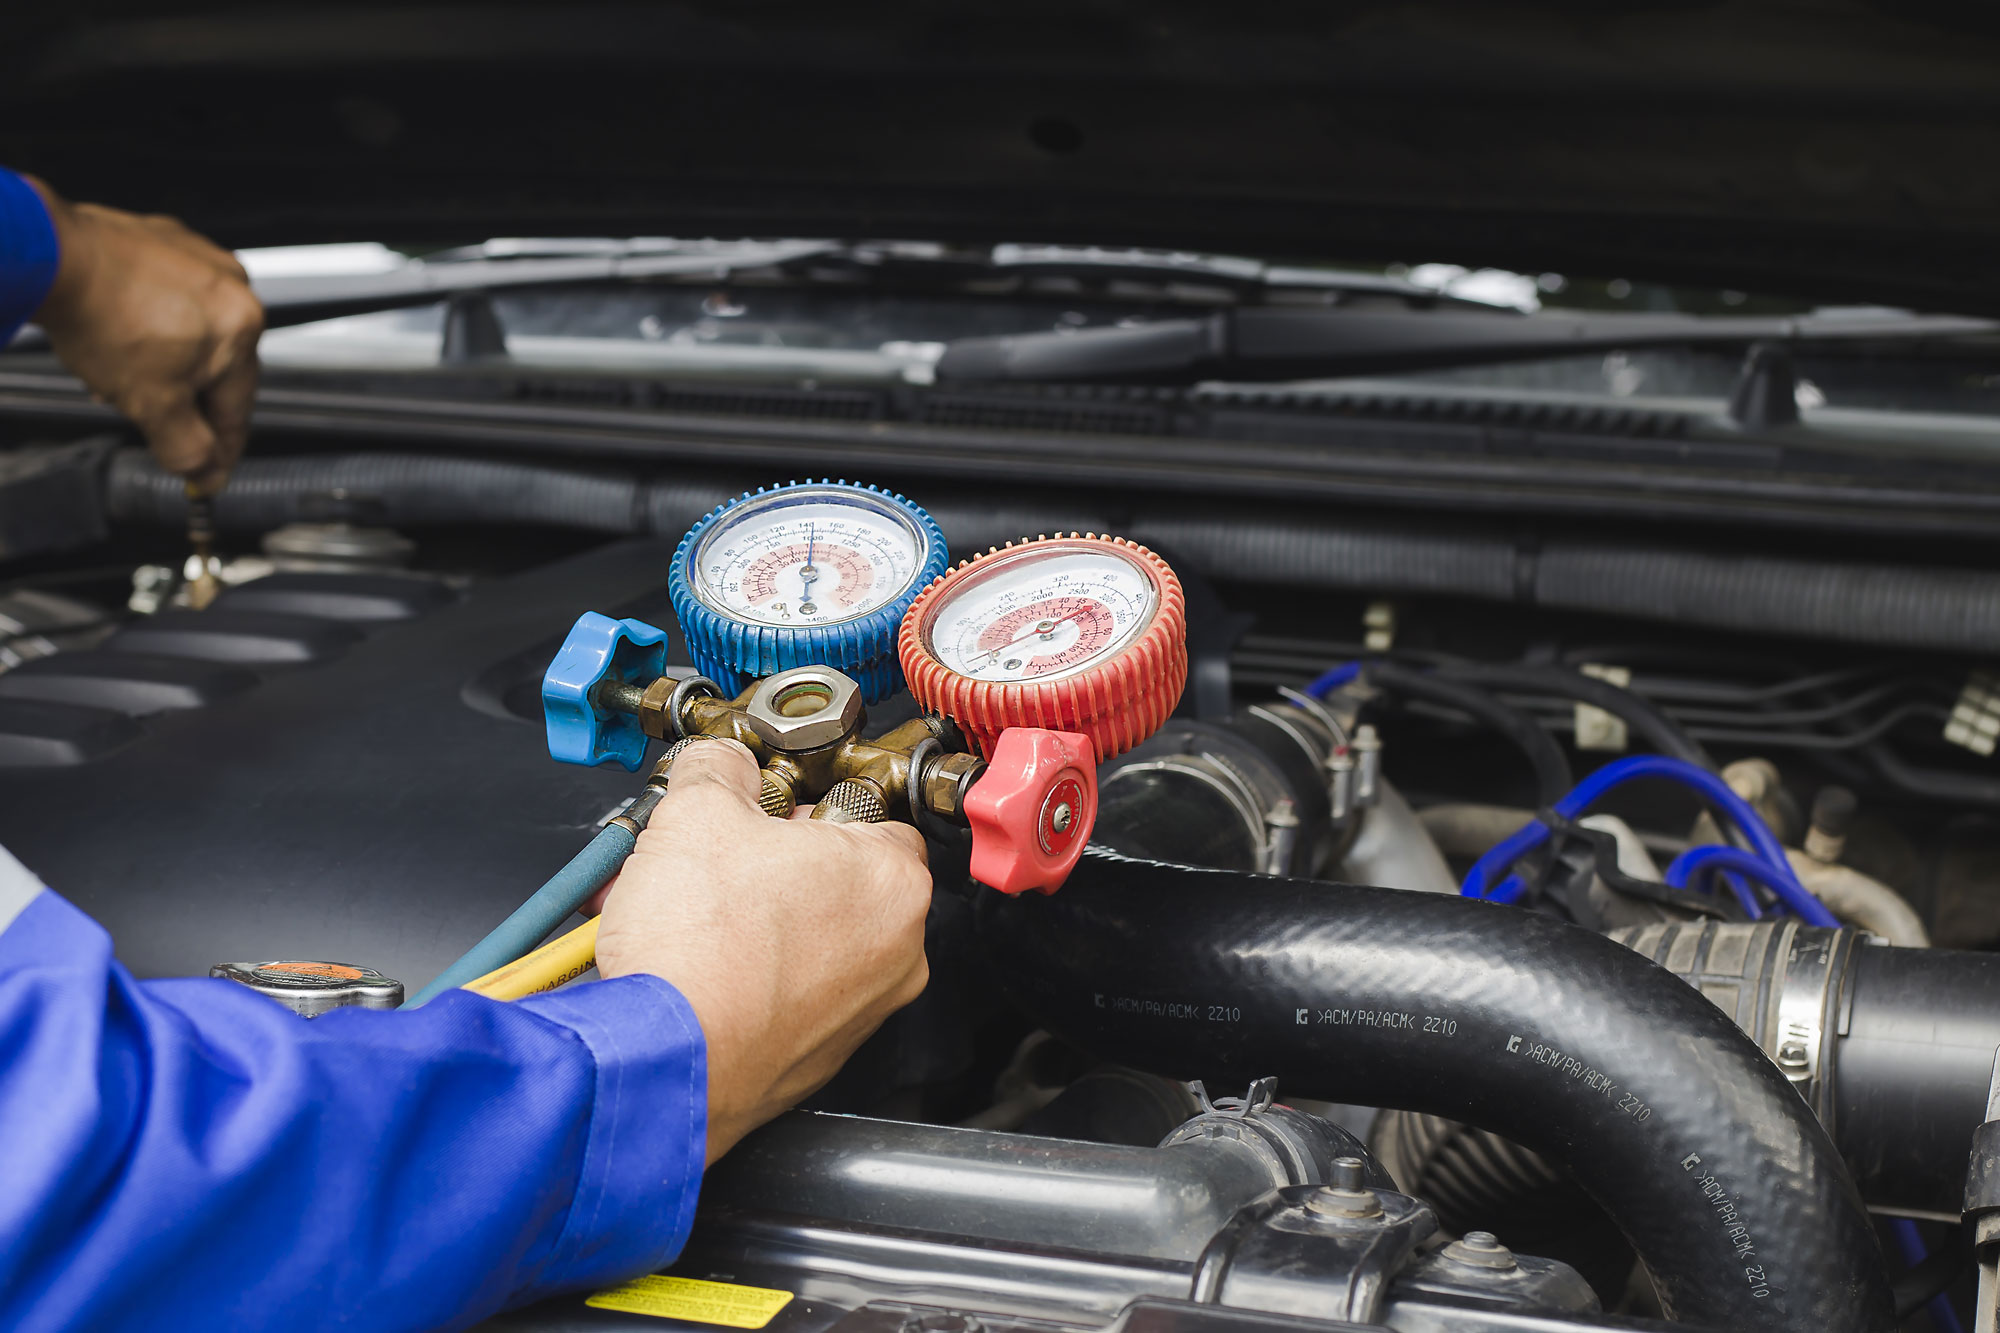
[1305,661,1361,699]
[1660,847,1769,920]
[1464,822,1550,905]
[1893,1219,1967,1333]
[1664,844,1839,927]
[1306,664,1829,923]
[402,822,638,1009]
[1462,754,1804,909]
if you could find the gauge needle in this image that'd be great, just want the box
[982,605,1090,669]
[801,523,818,599]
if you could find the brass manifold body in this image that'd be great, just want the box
[597,664,986,827]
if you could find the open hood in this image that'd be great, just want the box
[4,2,2000,315]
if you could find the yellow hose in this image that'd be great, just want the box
[462,918,600,1000]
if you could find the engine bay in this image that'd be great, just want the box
[15,2,2000,1323]
[4,431,2000,1332]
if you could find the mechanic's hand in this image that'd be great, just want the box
[25,175,263,493]
[594,739,932,1164]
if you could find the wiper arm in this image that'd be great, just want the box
[933,306,2000,384]
[250,240,1480,331]
[251,239,850,328]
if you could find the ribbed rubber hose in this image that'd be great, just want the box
[402,823,635,1008]
[1361,662,1574,805]
[1369,1109,1566,1233]
[106,453,2000,654]
[1128,514,2000,655]
[104,449,735,538]
[976,850,1894,1333]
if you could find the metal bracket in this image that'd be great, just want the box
[1192,1183,1436,1324]
[1969,1048,2000,1333]
[1187,1077,1279,1119]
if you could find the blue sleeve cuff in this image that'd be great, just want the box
[515,973,709,1290]
[0,859,710,1330]
[0,170,58,345]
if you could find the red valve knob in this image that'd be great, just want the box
[964,727,1097,895]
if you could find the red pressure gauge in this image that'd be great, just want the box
[897,534,1188,762]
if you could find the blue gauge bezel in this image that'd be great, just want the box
[669,479,949,703]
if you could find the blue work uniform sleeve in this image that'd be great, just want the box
[0,169,59,344]
[0,846,708,1333]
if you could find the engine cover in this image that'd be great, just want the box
[0,538,688,984]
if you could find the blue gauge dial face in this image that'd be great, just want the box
[693,491,927,628]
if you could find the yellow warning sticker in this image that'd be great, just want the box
[585,1275,795,1328]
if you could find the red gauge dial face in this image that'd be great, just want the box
[970,596,1121,679]
[923,545,1159,684]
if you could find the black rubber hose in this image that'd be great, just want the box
[1128,514,2000,656]
[1439,662,1714,769]
[105,451,2000,655]
[1536,543,2000,660]
[1361,662,1574,804]
[103,450,1115,570]
[1863,743,2000,809]
[1836,943,2000,1215]
[976,851,1894,1333]
[103,449,734,537]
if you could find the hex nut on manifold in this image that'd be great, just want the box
[745,666,864,752]
[921,750,984,820]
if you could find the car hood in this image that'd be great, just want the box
[4,2,2000,315]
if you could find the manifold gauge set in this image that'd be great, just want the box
[542,479,1189,894]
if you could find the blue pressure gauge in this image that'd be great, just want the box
[669,480,948,703]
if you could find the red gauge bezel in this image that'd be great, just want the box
[897,534,1188,761]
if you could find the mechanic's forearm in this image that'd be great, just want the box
[0,169,60,345]
[0,850,705,1333]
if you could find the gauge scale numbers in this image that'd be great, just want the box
[927,548,1159,683]
[696,500,922,628]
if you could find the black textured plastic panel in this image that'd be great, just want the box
[921,390,1175,435]
[0,653,257,715]
[1200,385,1693,439]
[0,697,141,766]
[0,540,688,981]
[105,610,361,664]
[213,572,456,622]
[649,381,883,421]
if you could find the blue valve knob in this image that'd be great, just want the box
[542,612,671,770]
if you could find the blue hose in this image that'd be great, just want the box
[1304,661,1361,698]
[1893,1219,1967,1333]
[1665,844,1839,927]
[402,823,638,1009]
[1659,845,1769,920]
[1463,755,1804,909]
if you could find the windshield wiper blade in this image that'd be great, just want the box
[249,241,1486,332]
[933,307,2000,384]
[251,240,851,328]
